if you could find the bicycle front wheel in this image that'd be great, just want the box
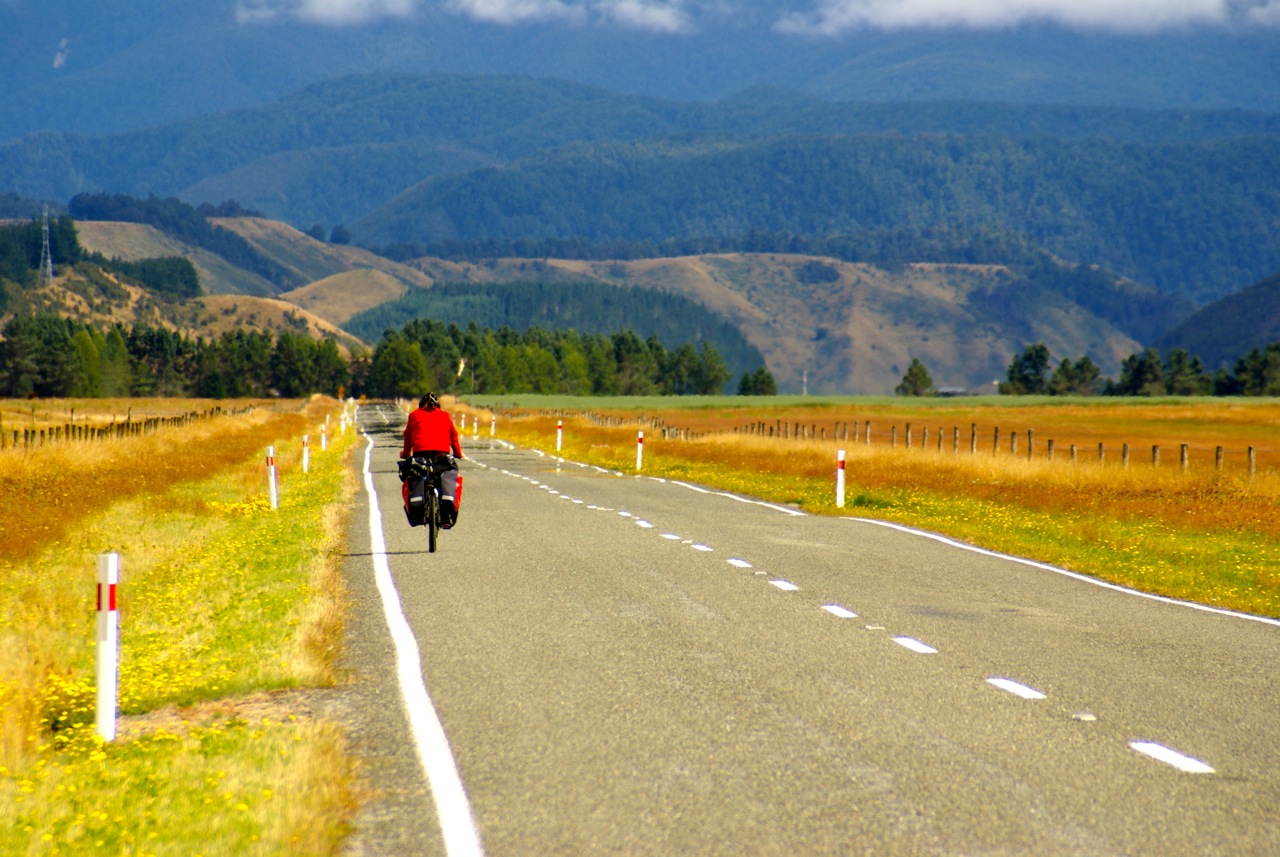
[426,486,439,553]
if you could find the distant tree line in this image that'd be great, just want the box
[898,343,1280,397]
[0,314,348,399]
[367,318,741,398]
[345,279,766,384]
[0,313,762,400]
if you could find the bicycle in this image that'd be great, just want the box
[398,454,456,553]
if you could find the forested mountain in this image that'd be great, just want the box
[353,133,1280,307]
[3,0,1279,141]
[1152,273,1280,371]
[7,74,1280,231]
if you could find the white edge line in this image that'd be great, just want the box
[893,636,938,654]
[849,518,1280,628]
[669,480,806,517]
[362,435,485,857]
[986,677,1047,700]
[1129,741,1215,774]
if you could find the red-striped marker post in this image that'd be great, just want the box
[490,416,496,436]
[267,446,278,509]
[96,552,120,741]
[302,435,311,474]
[636,430,645,472]
[836,449,846,508]
[556,420,563,452]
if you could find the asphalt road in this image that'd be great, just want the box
[339,403,1280,856]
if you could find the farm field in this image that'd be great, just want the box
[0,397,359,856]
[460,395,1280,620]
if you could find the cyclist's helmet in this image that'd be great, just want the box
[419,392,440,410]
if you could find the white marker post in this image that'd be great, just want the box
[556,420,563,452]
[636,430,645,472]
[267,446,279,510]
[321,425,328,452]
[836,449,846,508]
[302,435,311,474]
[490,416,496,436]
[96,553,120,742]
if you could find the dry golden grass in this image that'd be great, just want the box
[0,399,308,561]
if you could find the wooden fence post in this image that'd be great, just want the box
[1152,445,1160,468]
[1047,439,1055,461]
[1027,428,1034,459]
[1098,442,1105,464]
[1215,446,1224,471]
[1122,443,1130,468]
[1249,446,1256,481]
[1180,443,1189,472]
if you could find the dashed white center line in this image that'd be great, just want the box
[660,533,681,540]
[770,579,799,591]
[893,636,938,654]
[619,511,633,518]
[822,605,858,619]
[691,544,713,552]
[1129,742,1215,774]
[727,558,752,568]
[635,520,654,528]
[986,678,1047,700]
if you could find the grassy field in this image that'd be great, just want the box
[458,395,1280,619]
[0,397,359,856]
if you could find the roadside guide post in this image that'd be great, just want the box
[302,435,310,474]
[836,449,846,508]
[267,446,279,510]
[636,430,645,472]
[557,420,563,452]
[96,552,120,742]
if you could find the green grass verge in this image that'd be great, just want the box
[0,427,359,856]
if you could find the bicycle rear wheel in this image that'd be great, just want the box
[426,485,439,553]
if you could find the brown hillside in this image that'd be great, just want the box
[1,266,366,355]
[211,217,432,291]
[281,269,409,326]
[75,222,278,296]
[446,254,1140,394]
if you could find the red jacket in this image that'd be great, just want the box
[401,407,462,458]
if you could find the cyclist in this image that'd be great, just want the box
[400,392,464,527]
[401,392,463,461]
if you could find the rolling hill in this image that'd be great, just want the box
[1153,273,1280,371]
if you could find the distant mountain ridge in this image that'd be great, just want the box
[350,131,1280,307]
[3,0,1280,140]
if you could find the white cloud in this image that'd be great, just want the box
[775,0,1279,33]
[600,0,694,32]
[236,0,415,25]
[445,0,585,24]
[446,0,693,29]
